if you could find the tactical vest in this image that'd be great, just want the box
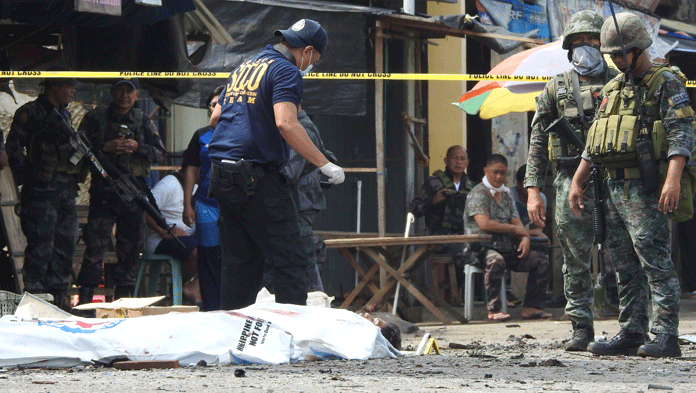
[27,112,86,183]
[96,106,151,178]
[585,65,696,221]
[434,170,473,231]
[549,69,618,161]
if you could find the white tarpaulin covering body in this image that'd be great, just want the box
[0,303,399,368]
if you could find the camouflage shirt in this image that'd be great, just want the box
[280,110,333,212]
[410,168,474,235]
[6,95,79,198]
[464,182,520,250]
[587,67,695,161]
[79,104,165,195]
[525,69,617,189]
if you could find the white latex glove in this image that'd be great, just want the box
[319,162,345,185]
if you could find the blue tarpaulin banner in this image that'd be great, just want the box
[476,0,551,42]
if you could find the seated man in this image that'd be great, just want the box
[509,165,550,245]
[144,170,201,305]
[463,154,551,322]
[410,145,474,296]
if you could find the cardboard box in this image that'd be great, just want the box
[73,296,199,318]
[95,305,199,319]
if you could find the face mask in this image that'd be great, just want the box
[300,64,314,77]
[570,43,606,77]
[299,49,313,76]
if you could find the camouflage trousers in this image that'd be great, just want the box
[554,169,617,326]
[298,209,323,292]
[20,196,77,294]
[605,178,679,335]
[77,196,145,288]
[483,248,549,311]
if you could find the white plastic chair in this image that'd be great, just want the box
[464,264,506,320]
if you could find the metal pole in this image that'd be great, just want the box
[392,212,415,315]
[355,180,362,287]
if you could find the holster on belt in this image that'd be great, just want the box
[220,159,265,196]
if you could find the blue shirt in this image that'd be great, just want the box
[208,45,303,168]
[182,125,217,208]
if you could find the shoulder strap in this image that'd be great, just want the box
[570,71,584,116]
[644,65,673,99]
[555,73,567,101]
[131,108,144,137]
[433,170,454,190]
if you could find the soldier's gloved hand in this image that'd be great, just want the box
[319,162,345,185]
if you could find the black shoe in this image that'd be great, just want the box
[78,287,95,305]
[48,290,71,312]
[637,334,681,358]
[587,331,645,356]
[565,322,594,352]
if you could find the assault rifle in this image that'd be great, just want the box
[47,108,185,248]
[546,116,611,310]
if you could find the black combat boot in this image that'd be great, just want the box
[78,286,94,305]
[565,321,594,352]
[48,290,70,312]
[587,330,645,356]
[637,334,681,358]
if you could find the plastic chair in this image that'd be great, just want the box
[464,264,506,320]
[134,250,183,305]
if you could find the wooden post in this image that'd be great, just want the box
[375,22,386,239]
[375,22,387,288]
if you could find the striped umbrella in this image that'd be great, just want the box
[456,40,572,119]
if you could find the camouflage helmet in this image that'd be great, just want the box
[600,12,652,54]
[562,11,605,50]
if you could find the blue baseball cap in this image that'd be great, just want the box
[113,76,139,90]
[274,19,328,54]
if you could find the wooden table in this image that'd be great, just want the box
[324,234,491,324]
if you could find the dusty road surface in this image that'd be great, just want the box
[2,299,696,393]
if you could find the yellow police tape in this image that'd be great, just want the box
[3,70,696,87]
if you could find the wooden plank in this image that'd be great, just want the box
[0,168,25,292]
[361,247,451,324]
[314,231,401,240]
[324,234,490,248]
[361,245,430,308]
[112,360,179,370]
[420,285,469,324]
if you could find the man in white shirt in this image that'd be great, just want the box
[145,171,201,305]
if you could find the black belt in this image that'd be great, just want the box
[211,161,275,177]
[211,160,272,196]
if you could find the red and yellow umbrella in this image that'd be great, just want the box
[456,40,571,119]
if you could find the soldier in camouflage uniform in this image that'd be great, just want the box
[411,145,474,294]
[569,12,696,358]
[524,10,620,351]
[6,75,84,309]
[465,154,551,322]
[270,108,334,292]
[76,77,166,303]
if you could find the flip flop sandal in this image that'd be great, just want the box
[487,312,512,322]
